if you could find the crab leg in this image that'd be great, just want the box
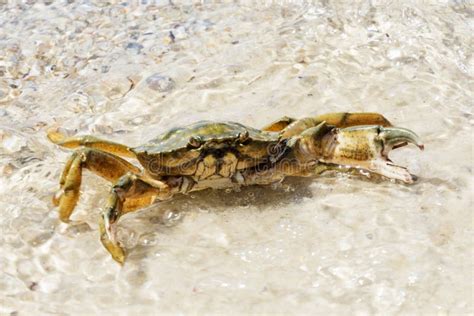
[313,112,392,128]
[261,116,296,132]
[99,174,172,264]
[47,130,136,158]
[53,148,141,222]
[277,112,393,138]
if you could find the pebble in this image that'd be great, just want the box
[1,133,27,153]
[125,42,144,54]
[145,73,175,92]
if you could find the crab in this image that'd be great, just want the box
[48,112,423,263]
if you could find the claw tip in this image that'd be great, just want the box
[47,130,66,144]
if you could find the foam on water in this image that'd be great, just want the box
[0,1,472,315]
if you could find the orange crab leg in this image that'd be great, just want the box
[53,148,141,222]
[313,112,392,128]
[271,112,393,138]
[99,173,173,264]
[261,116,296,132]
[47,130,136,158]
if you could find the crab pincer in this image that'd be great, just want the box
[319,125,424,183]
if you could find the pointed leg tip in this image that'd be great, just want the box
[110,246,126,265]
[58,215,71,223]
[52,190,62,206]
[101,233,127,265]
[113,254,126,265]
[47,130,66,144]
[52,197,60,207]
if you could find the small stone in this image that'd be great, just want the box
[1,163,15,176]
[28,281,39,291]
[1,132,27,153]
[172,26,187,40]
[125,42,144,54]
[146,73,175,92]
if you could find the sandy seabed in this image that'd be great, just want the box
[0,1,472,315]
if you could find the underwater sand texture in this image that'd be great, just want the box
[0,1,472,315]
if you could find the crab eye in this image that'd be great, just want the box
[187,135,202,148]
[238,130,249,143]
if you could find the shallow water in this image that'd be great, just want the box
[0,1,472,315]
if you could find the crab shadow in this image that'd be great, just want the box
[122,177,318,262]
[131,177,316,222]
[121,172,418,263]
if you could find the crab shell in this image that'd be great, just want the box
[131,121,285,180]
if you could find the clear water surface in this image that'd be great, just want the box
[0,1,472,315]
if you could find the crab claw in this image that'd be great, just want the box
[379,127,424,155]
[320,125,424,183]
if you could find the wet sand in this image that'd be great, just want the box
[0,1,472,315]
